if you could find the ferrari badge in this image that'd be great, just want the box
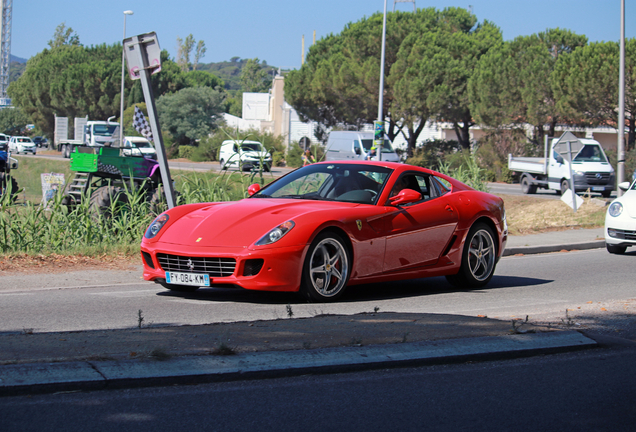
[356,220,362,231]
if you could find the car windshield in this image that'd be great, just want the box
[252,163,392,205]
[93,125,118,136]
[128,140,152,148]
[360,139,394,153]
[574,144,607,163]
[241,143,263,152]
[18,138,32,143]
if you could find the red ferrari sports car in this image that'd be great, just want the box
[141,161,507,302]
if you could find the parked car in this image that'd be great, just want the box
[9,136,36,155]
[122,136,156,159]
[219,140,272,171]
[32,136,48,148]
[141,161,508,302]
[605,179,636,254]
[0,134,9,146]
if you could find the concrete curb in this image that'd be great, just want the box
[503,240,605,256]
[0,331,596,397]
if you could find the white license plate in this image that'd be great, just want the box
[592,187,604,191]
[165,271,210,287]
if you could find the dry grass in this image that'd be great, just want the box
[502,194,607,235]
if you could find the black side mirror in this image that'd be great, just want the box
[555,155,564,164]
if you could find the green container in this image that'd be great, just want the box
[70,146,157,179]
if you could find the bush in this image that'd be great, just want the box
[286,142,304,168]
[405,139,462,171]
[474,129,532,183]
[178,145,195,160]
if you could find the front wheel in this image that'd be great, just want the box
[559,179,569,195]
[300,232,351,302]
[606,243,627,254]
[446,223,497,288]
[219,159,227,170]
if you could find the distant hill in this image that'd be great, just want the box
[197,57,276,92]
[10,54,27,64]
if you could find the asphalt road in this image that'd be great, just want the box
[1,344,634,431]
[0,248,634,339]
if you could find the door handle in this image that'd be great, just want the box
[445,204,453,212]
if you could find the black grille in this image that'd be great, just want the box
[584,172,611,185]
[243,259,264,276]
[608,229,636,240]
[157,254,236,277]
[142,251,155,269]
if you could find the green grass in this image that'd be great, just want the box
[0,157,279,256]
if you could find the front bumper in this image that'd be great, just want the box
[141,242,307,292]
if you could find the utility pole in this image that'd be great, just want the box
[0,0,12,106]
[617,0,626,195]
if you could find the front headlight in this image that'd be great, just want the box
[145,214,169,239]
[574,171,585,177]
[255,220,295,246]
[608,202,623,217]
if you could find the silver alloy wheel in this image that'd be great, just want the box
[308,237,349,298]
[467,228,495,282]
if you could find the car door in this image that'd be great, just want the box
[382,173,459,272]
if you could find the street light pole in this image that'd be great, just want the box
[120,10,133,148]
[376,0,388,161]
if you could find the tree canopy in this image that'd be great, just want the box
[285,7,501,153]
[156,86,225,146]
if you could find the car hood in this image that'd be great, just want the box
[241,150,271,160]
[158,198,355,247]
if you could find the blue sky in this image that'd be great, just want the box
[12,0,636,69]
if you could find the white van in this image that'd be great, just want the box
[219,140,272,171]
[325,131,400,162]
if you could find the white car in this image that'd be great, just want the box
[219,140,272,172]
[605,180,636,254]
[9,136,36,155]
[122,136,156,159]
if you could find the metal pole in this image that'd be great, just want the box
[131,35,176,208]
[567,140,578,212]
[377,0,388,161]
[120,10,133,148]
[617,0,626,196]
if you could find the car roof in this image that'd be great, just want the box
[125,136,151,142]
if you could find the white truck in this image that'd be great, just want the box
[508,131,615,198]
[54,115,121,158]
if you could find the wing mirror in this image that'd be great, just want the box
[247,183,261,196]
[389,189,421,206]
[618,181,631,192]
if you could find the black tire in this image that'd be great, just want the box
[520,176,537,194]
[264,164,271,173]
[606,243,627,254]
[0,174,18,200]
[559,179,569,196]
[220,159,227,170]
[159,282,200,293]
[446,223,497,288]
[89,185,129,219]
[300,231,351,302]
[149,186,179,215]
[601,190,612,198]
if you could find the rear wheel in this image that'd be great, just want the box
[89,185,129,219]
[220,159,227,170]
[520,176,537,194]
[300,232,351,302]
[0,174,18,200]
[446,223,497,288]
[606,243,627,254]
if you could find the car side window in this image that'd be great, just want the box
[431,176,451,196]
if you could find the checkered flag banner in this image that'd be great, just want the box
[133,105,154,142]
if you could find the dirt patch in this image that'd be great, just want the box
[502,194,607,235]
[0,253,140,274]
